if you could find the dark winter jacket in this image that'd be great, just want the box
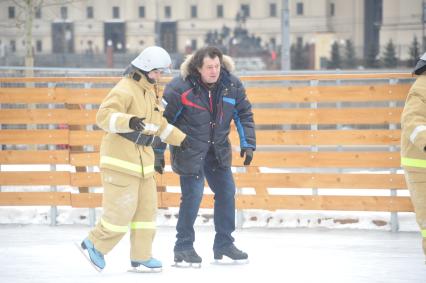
[160,55,256,176]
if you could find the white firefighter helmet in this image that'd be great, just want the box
[131,46,172,72]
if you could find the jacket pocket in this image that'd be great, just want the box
[102,169,131,187]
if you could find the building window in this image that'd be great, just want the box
[10,40,16,52]
[241,4,250,18]
[60,6,67,19]
[270,3,277,17]
[165,6,171,18]
[296,2,304,15]
[86,6,93,19]
[36,40,42,52]
[35,7,42,19]
[217,5,223,18]
[191,39,197,51]
[8,6,15,19]
[113,6,120,18]
[190,5,197,18]
[330,3,335,16]
[139,6,145,18]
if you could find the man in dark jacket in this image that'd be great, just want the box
[155,46,255,266]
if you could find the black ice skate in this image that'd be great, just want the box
[172,248,202,268]
[213,244,249,265]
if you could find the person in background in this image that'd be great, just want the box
[401,52,426,264]
[154,46,256,267]
[79,46,188,272]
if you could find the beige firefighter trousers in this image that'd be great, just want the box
[88,168,157,261]
[404,171,426,256]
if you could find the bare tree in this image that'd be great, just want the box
[2,0,85,75]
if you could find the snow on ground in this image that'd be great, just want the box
[0,224,425,283]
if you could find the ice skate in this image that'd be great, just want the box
[76,238,105,272]
[213,244,249,265]
[172,248,202,268]
[128,258,162,273]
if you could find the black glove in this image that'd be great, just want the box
[180,136,190,151]
[154,152,165,174]
[240,148,253,166]
[129,117,146,131]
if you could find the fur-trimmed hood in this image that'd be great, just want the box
[179,54,235,80]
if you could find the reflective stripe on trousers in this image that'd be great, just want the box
[101,218,155,233]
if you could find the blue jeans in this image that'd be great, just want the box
[174,150,236,252]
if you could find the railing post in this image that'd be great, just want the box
[0,99,2,193]
[85,82,97,227]
[48,82,57,226]
[310,80,319,196]
[389,78,399,232]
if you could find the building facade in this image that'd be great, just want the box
[0,0,422,68]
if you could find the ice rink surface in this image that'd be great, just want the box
[0,224,425,283]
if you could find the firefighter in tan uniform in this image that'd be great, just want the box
[79,46,187,272]
[401,52,426,264]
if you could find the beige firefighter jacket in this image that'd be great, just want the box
[401,74,426,173]
[96,72,186,179]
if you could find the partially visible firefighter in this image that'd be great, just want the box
[401,52,426,264]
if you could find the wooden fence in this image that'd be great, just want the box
[0,72,416,227]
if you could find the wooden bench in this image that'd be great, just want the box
[0,73,415,228]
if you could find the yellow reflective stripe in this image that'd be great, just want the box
[422,229,426,238]
[401,157,426,168]
[130,221,156,230]
[100,156,154,174]
[101,218,128,233]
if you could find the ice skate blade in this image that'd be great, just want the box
[172,261,202,268]
[74,242,103,272]
[211,258,249,265]
[128,266,162,273]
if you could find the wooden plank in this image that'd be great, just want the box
[1,84,409,105]
[0,109,96,125]
[0,88,63,103]
[230,129,401,145]
[246,84,410,103]
[159,192,214,208]
[57,88,108,104]
[233,172,406,189]
[68,151,400,168]
[0,150,69,164]
[63,171,407,190]
[0,192,70,206]
[71,172,101,187]
[247,151,401,168]
[240,73,413,81]
[0,77,121,83]
[235,195,414,212]
[70,152,99,166]
[0,172,70,185]
[0,130,69,144]
[158,193,413,211]
[70,193,102,208]
[69,130,104,145]
[70,128,401,147]
[253,108,402,125]
[0,73,413,84]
